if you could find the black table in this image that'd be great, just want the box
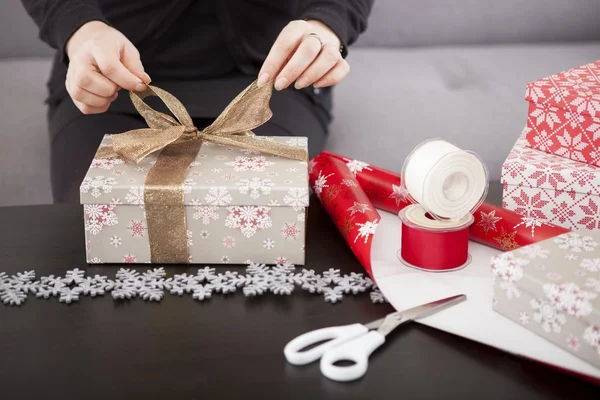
[1,182,598,399]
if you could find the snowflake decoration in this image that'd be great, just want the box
[84,204,118,235]
[281,223,300,240]
[91,157,124,170]
[313,171,334,198]
[493,227,520,251]
[347,202,372,216]
[519,312,530,325]
[543,282,597,318]
[110,236,122,248]
[354,220,378,244]
[477,210,503,235]
[236,178,275,199]
[80,176,117,198]
[345,159,372,176]
[125,186,144,204]
[531,298,567,334]
[263,238,275,249]
[389,184,409,206]
[514,216,550,238]
[127,220,146,237]
[580,258,600,272]
[518,244,549,259]
[192,205,220,225]
[553,232,598,252]
[205,187,232,206]
[586,277,600,293]
[222,236,236,248]
[225,206,272,238]
[583,325,600,356]
[284,188,309,207]
[567,334,581,352]
[226,156,274,172]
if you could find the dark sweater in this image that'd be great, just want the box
[21,0,374,112]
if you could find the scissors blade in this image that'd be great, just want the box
[376,294,467,336]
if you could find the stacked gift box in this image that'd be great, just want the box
[497,60,600,372]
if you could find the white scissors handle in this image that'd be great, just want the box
[284,323,368,366]
[319,330,386,382]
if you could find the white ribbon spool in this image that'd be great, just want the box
[401,138,488,221]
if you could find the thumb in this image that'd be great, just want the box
[121,43,151,84]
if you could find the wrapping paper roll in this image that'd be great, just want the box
[312,151,570,257]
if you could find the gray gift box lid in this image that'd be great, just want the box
[79,135,310,208]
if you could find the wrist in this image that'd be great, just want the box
[66,20,110,59]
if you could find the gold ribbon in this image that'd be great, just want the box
[96,80,308,263]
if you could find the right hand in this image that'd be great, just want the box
[65,21,151,115]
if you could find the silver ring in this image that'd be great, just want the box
[306,32,324,48]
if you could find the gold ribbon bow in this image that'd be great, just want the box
[96,80,308,263]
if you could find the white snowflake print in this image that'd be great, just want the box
[84,204,118,235]
[222,236,236,248]
[187,230,193,247]
[531,298,567,334]
[225,206,272,238]
[345,159,372,176]
[112,169,125,176]
[287,167,298,172]
[567,334,581,352]
[191,171,203,177]
[389,184,409,206]
[127,220,146,238]
[88,257,102,264]
[221,256,230,263]
[281,223,300,240]
[266,171,279,178]
[215,155,229,161]
[236,177,275,199]
[182,178,197,194]
[125,186,144,204]
[565,253,578,261]
[580,258,600,272]
[354,220,378,244]
[530,103,562,129]
[284,188,309,207]
[285,137,308,147]
[192,205,220,225]
[554,131,588,162]
[110,197,122,205]
[226,156,275,171]
[553,232,598,253]
[490,252,528,282]
[313,171,334,198]
[499,281,521,299]
[80,176,117,198]
[519,311,530,325]
[514,216,550,238]
[583,325,600,356]
[342,179,358,187]
[109,236,122,248]
[204,187,232,205]
[268,199,281,206]
[123,253,137,263]
[518,244,550,259]
[297,211,306,222]
[239,148,261,155]
[221,173,236,181]
[134,166,147,172]
[543,282,597,318]
[189,161,202,167]
[90,157,124,170]
[308,159,317,174]
[347,202,372,216]
[211,168,223,173]
[586,277,600,293]
[199,231,210,239]
[263,238,275,249]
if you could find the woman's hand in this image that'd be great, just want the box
[258,19,349,91]
[65,21,151,114]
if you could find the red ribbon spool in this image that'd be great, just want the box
[398,205,473,272]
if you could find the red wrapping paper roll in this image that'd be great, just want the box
[317,151,570,250]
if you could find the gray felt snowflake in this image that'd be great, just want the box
[243,263,296,296]
[0,270,37,306]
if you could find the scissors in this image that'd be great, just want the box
[284,294,467,382]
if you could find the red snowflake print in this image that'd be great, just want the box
[502,162,527,179]
[510,190,549,220]
[128,220,146,237]
[222,236,236,248]
[84,204,118,235]
[275,256,288,265]
[527,165,567,189]
[578,198,600,229]
[113,169,125,176]
[570,170,596,188]
[554,131,588,162]
[225,206,272,238]
[123,253,137,263]
[281,223,300,240]
[477,210,502,235]
[566,335,580,352]
[550,201,577,224]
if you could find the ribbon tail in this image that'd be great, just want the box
[111,126,186,164]
[206,134,308,161]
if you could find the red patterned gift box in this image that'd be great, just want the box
[502,128,600,230]
[524,60,600,166]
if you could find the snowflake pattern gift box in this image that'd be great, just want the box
[501,128,600,231]
[491,230,600,369]
[80,135,309,265]
[524,60,600,166]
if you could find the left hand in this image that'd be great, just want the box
[258,19,349,91]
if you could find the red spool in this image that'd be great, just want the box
[398,205,473,272]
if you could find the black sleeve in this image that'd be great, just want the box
[20,0,109,63]
[299,0,374,58]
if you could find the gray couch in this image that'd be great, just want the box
[2,0,600,206]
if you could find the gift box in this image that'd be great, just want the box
[524,60,600,166]
[491,230,600,369]
[80,81,309,265]
[502,128,600,231]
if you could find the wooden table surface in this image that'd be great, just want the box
[0,182,598,399]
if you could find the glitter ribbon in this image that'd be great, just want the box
[97,80,308,263]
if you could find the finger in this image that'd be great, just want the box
[71,65,119,97]
[257,21,306,87]
[73,99,111,115]
[121,43,151,84]
[313,59,350,88]
[92,43,146,92]
[275,35,322,91]
[294,44,340,89]
[67,82,114,108]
